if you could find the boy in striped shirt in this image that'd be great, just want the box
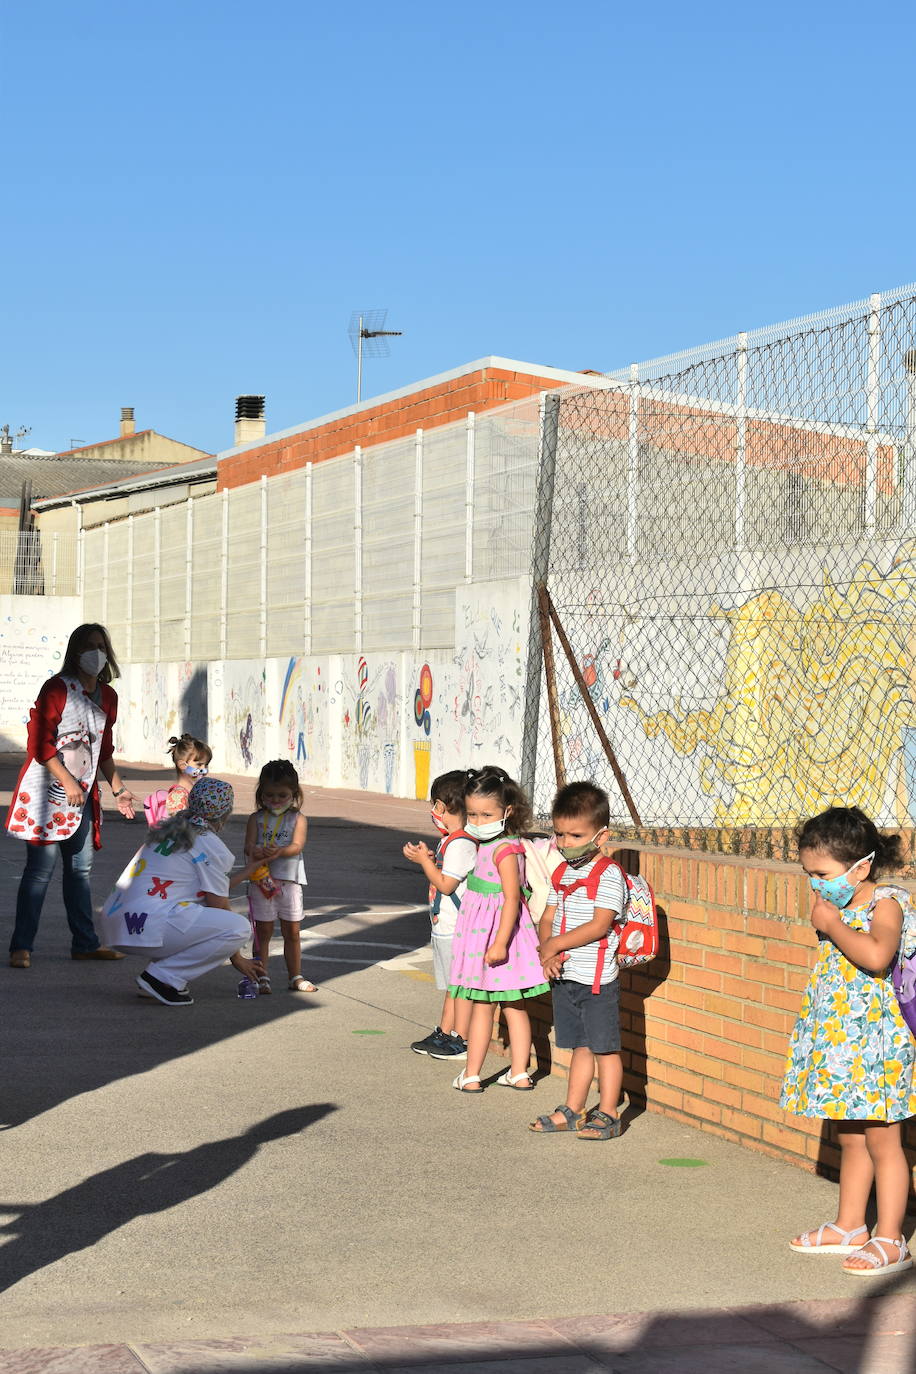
[530,781,625,1140]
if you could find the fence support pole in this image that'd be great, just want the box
[735,331,748,552]
[543,584,642,827]
[465,412,475,582]
[304,462,313,654]
[413,428,423,652]
[153,507,161,663]
[219,488,229,660]
[51,532,58,596]
[184,496,194,661]
[75,504,84,600]
[259,474,268,658]
[536,584,566,789]
[101,522,109,625]
[520,391,560,801]
[126,515,134,661]
[354,446,363,654]
[627,363,639,559]
[865,292,881,536]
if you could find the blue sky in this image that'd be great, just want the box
[4,0,916,455]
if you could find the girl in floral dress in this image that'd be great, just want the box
[781,806,916,1275]
[448,766,549,1093]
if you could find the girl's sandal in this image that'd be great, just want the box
[843,1236,913,1276]
[576,1108,623,1141]
[529,1105,585,1133]
[452,1071,483,1093]
[288,976,318,993]
[257,976,272,995]
[789,1222,869,1255]
[496,1069,535,1091]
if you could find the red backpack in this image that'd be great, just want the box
[551,855,659,991]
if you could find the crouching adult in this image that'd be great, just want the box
[100,777,262,1006]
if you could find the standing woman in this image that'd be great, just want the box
[7,623,139,967]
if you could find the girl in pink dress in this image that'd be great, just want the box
[448,766,549,1093]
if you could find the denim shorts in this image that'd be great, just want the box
[551,977,621,1054]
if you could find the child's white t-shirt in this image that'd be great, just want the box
[546,856,626,986]
[103,829,233,932]
[431,835,477,939]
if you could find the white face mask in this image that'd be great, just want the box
[79,648,107,676]
[466,811,508,843]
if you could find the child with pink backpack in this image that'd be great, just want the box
[144,734,212,826]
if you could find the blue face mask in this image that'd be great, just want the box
[808,851,874,908]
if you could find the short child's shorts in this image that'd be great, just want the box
[248,878,303,924]
[431,931,454,991]
[551,977,621,1054]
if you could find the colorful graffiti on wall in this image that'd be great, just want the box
[341,655,400,794]
[617,542,916,826]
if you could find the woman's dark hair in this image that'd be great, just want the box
[430,769,468,818]
[255,759,302,811]
[61,623,119,684]
[551,780,610,830]
[167,733,212,768]
[796,806,902,877]
[463,764,533,834]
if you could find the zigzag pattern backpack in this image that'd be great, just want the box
[551,854,659,991]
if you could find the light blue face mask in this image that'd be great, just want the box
[467,813,507,843]
[808,851,874,908]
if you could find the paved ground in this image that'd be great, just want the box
[0,757,913,1373]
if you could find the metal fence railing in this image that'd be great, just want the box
[523,285,916,841]
[0,528,79,597]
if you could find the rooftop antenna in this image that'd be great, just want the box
[348,309,402,403]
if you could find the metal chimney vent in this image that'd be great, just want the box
[235,395,265,422]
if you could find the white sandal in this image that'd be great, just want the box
[257,976,272,995]
[452,1071,482,1093]
[789,1222,869,1255]
[843,1235,912,1276]
[288,975,318,993]
[496,1069,535,1091]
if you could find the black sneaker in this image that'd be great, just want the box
[410,1026,450,1056]
[136,971,194,1006]
[430,1033,468,1061]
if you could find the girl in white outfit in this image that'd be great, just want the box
[100,777,262,1006]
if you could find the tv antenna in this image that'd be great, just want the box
[348,309,402,403]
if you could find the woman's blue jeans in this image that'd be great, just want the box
[10,806,100,954]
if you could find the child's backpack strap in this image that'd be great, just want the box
[440,828,475,855]
[433,829,475,915]
[552,855,620,993]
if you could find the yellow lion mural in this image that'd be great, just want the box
[621,541,916,826]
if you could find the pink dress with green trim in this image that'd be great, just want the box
[448,836,549,1003]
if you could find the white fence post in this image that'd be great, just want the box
[126,515,134,661]
[220,488,229,660]
[184,496,193,661]
[153,506,161,662]
[304,461,313,654]
[354,446,362,654]
[413,428,423,651]
[736,331,748,552]
[51,532,59,596]
[102,522,110,624]
[865,293,881,535]
[465,411,475,582]
[75,503,84,599]
[627,364,639,559]
[259,474,268,658]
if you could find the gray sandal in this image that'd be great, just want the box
[528,1105,584,1133]
[576,1109,623,1140]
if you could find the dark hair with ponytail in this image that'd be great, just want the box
[796,805,902,877]
[463,764,533,835]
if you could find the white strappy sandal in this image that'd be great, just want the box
[452,1071,483,1093]
[789,1222,869,1255]
[495,1069,535,1091]
[843,1236,912,1276]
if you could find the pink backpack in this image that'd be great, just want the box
[143,784,187,828]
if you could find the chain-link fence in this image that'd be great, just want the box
[524,286,916,853]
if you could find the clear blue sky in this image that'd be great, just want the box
[4,0,915,455]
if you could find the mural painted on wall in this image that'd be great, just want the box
[216,662,269,775]
[412,663,433,799]
[448,588,527,775]
[0,598,79,751]
[279,656,329,780]
[340,655,400,793]
[610,542,916,826]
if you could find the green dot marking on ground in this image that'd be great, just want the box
[352,1029,386,1035]
[658,1157,708,1167]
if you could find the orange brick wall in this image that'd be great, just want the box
[492,844,916,1182]
[218,367,573,490]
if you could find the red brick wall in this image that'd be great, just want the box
[492,845,916,1182]
[218,367,573,490]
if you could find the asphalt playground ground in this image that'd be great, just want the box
[0,757,913,1373]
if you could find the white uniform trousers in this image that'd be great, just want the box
[142,905,251,991]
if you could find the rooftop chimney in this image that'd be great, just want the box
[120,406,136,437]
[235,395,266,446]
